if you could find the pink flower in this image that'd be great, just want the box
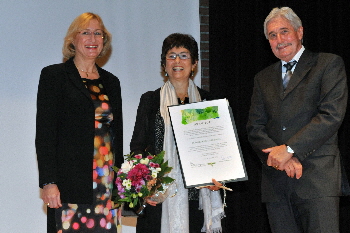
[112,151,175,209]
[134,154,142,159]
[115,177,122,185]
[149,162,160,168]
[131,178,145,187]
[127,164,149,187]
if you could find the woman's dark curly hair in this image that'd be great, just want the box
[161,33,199,67]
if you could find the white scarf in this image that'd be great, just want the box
[160,79,224,233]
[199,189,225,233]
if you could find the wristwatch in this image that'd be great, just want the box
[285,144,294,153]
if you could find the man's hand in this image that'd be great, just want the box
[283,157,303,179]
[263,144,293,169]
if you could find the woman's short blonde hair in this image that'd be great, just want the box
[62,12,112,59]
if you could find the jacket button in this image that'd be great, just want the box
[282,126,286,130]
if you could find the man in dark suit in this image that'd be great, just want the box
[247,7,348,233]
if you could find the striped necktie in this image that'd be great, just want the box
[283,61,297,89]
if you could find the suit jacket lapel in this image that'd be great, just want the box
[65,57,93,101]
[268,62,285,100]
[283,50,314,98]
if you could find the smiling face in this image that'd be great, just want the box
[73,19,104,60]
[164,47,197,82]
[267,16,303,62]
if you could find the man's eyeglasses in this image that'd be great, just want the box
[166,52,191,60]
[79,30,104,39]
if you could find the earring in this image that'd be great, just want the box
[191,69,194,77]
[165,71,168,77]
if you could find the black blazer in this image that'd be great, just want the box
[130,87,216,156]
[247,50,348,202]
[36,57,123,204]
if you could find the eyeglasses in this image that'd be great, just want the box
[166,52,191,60]
[78,30,104,39]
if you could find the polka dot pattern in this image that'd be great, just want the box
[55,78,119,232]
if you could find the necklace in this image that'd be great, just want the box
[75,65,97,78]
[179,95,188,104]
[176,90,188,104]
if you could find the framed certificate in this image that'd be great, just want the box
[168,98,248,188]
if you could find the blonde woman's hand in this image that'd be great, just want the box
[42,184,62,208]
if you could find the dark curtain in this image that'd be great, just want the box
[209,1,350,232]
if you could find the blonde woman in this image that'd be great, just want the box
[36,12,123,232]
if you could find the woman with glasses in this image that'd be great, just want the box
[130,33,225,233]
[36,12,123,233]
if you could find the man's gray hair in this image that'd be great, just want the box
[264,7,302,39]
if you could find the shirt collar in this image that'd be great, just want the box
[281,45,305,66]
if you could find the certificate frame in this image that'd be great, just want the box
[168,98,248,188]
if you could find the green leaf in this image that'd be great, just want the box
[157,151,165,158]
[119,197,131,202]
[162,166,173,174]
[111,166,119,173]
[124,152,135,161]
[162,176,175,184]
[133,197,139,207]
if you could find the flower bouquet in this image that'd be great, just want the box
[112,151,175,216]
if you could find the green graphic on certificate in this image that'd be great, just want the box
[181,106,219,125]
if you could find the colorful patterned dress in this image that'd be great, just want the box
[55,78,120,232]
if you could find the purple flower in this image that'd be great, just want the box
[117,185,125,193]
[135,185,142,193]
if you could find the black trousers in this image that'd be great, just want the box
[266,194,340,233]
